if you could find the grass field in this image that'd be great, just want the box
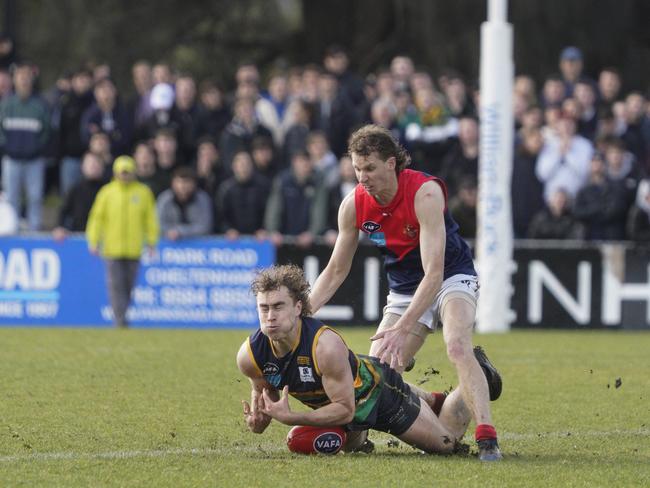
[1,327,649,487]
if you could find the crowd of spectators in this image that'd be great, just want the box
[0,44,649,245]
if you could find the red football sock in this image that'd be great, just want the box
[475,424,497,442]
[430,391,447,416]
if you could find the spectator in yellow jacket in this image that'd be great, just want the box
[86,155,159,327]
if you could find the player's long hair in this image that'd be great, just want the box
[347,124,411,173]
[250,264,312,317]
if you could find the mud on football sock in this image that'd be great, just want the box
[475,424,497,442]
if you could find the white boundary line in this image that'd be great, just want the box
[1,429,648,464]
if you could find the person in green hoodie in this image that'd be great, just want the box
[86,155,159,328]
[0,62,50,230]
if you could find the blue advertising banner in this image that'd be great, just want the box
[0,237,274,328]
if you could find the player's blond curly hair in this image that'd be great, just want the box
[347,124,411,173]
[250,264,312,317]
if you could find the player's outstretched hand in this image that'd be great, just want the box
[261,385,292,424]
[242,390,271,433]
[371,326,409,371]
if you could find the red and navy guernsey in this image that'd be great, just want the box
[354,169,476,294]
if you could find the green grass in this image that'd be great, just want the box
[1,328,649,487]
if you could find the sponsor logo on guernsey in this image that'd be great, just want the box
[362,221,381,233]
[297,355,310,366]
[263,362,281,387]
[369,232,386,246]
[403,223,418,239]
[313,432,343,454]
[298,366,315,383]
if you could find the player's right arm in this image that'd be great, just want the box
[236,340,277,434]
[309,192,359,313]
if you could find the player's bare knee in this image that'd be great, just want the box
[445,336,472,365]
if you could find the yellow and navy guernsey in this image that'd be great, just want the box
[247,316,383,429]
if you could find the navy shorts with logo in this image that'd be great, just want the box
[348,359,421,436]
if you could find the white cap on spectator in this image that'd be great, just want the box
[150,83,175,110]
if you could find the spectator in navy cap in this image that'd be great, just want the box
[560,47,582,88]
[559,46,595,98]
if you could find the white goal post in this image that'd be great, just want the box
[476,0,515,333]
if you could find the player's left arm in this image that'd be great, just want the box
[371,181,447,344]
[395,180,446,328]
[261,330,355,427]
[371,180,446,368]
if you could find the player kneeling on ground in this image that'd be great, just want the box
[237,264,502,455]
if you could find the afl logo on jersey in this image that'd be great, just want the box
[362,221,381,233]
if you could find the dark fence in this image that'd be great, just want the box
[278,240,650,330]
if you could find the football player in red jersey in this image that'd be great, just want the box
[309,125,502,461]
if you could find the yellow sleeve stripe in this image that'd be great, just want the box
[246,337,263,377]
[312,327,326,377]
[312,326,346,377]
[353,353,363,388]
